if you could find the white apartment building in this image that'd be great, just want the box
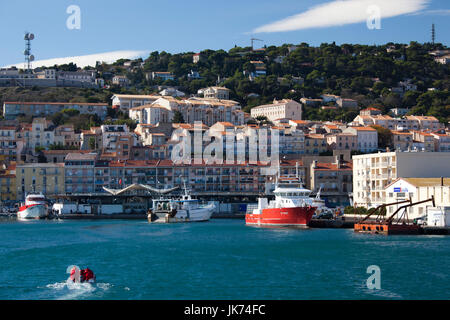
[203,87,230,100]
[111,94,162,111]
[353,151,450,208]
[344,127,378,153]
[129,96,244,127]
[384,177,450,220]
[129,104,172,125]
[251,99,302,122]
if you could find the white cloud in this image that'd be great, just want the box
[411,9,450,16]
[253,0,430,33]
[4,50,147,69]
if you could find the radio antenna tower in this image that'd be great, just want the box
[24,32,35,74]
[431,24,435,45]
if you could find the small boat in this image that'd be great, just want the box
[68,266,96,283]
[311,187,333,218]
[246,175,316,227]
[17,193,48,220]
[149,184,215,223]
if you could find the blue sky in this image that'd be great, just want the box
[0,0,449,68]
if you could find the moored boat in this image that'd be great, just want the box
[246,176,316,227]
[17,194,48,220]
[149,185,215,223]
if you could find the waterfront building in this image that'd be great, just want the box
[0,163,16,202]
[250,99,302,122]
[310,157,353,207]
[352,151,450,208]
[3,102,108,120]
[64,153,97,195]
[384,177,450,219]
[16,162,65,200]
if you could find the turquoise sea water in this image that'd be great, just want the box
[0,218,448,300]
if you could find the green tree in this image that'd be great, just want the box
[172,110,185,123]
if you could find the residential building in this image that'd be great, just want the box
[112,75,130,87]
[193,53,205,64]
[391,130,413,151]
[249,61,266,79]
[337,98,358,108]
[3,102,109,120]
[344,127,378,153]
[151,72,175,81]
[100,125,138,160]
[203,87,230,100]
[326,133,357,151]
[310,157,353,207]
[359,107,382,117]
[0,124,22,163]
[432,130,450,152]
[0,163,16,202]
[300,98,322,107]
[411,131,435,152]
[304,134,327,155]
[352,151,450,208]
[64,153,97,194]
[406,116,443,131]
[250,99,302,122]
[111,94,162,111]
[16,163,65,200]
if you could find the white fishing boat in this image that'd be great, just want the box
[149,184,215,223]
[17,193,48,220]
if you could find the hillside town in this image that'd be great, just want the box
[0,40,449,221]
[1,84,449,217]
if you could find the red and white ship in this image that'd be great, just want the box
[246,176,316,227]
[17,194,48,220]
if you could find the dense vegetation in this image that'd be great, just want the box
[1,42,449,123]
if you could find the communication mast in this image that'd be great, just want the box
[24,32,35,73]
[431,24,435,45]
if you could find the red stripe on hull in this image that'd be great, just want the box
[246,207,316,226]
[18,204,41,212]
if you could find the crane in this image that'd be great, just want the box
[251,38,263,51]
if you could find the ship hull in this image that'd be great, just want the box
[246,206,316,227]
[152,205,215,223]
[17,204,48,220]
